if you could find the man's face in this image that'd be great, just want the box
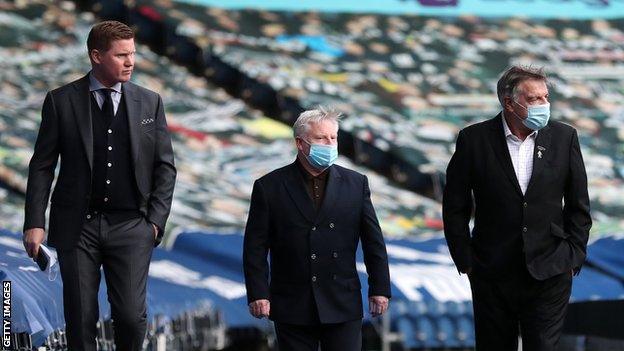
[296,120,338,156]
[91,38,135,85]
[506,79,549,119]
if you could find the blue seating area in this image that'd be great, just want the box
[2,229,624,348]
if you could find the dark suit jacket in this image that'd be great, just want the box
[24,74,176,249]
[243,161,391,325]
[443,114,591,280]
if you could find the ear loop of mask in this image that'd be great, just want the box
[509,99,528,123]
[48,262,59,281]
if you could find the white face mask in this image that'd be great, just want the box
[39,244,59,281]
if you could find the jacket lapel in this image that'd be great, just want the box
[70,75,93,170]
[122,82,142,172]
[314,165,341,225]
[525,123,552,196]
[283,162,315,222]
[489,114,523,197]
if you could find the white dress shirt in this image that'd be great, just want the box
[503,115,537,195]
[88,72,122,115]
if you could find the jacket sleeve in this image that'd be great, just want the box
[442,129,473,273]
[147,94,177,247]
[360,176,391,298]
[243,180,271,303]
[24,92,60,233]
[563,129,591,273]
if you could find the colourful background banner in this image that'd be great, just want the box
[178,0,624,19]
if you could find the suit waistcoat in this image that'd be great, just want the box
[89,93,140,214]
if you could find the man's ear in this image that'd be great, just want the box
[90,49,101,64]
[296,137,310,154]
[503,96,514,112]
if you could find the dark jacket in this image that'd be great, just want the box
[243,162,391,325]
[443,114,591,280]
[24,74,176,248]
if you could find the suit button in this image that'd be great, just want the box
[108,129,112,134]
[523,202,528,208]
[108,146,112,151]
[332,252,338,258]
[311,254,317,260]
[104,197,109,202]
[312,276,317,282]
[107,162,112,167]
[523,226,528,232]
[312,226,316,231]
[329,223,335,228]
[86,214,91,219]
[106,180,111,185]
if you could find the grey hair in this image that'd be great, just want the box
[496,65,548,106]
[293,107,342,138]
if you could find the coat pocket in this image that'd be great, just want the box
[338,277,362,291]
[550,222,570,239]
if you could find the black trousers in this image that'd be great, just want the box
[469,269,572,351]
[274,319,362,351]
[57,214,155,351]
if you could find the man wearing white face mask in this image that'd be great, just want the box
[243,107,391,351]
[443,66,591,350]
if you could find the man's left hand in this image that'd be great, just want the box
[369,296,389,317]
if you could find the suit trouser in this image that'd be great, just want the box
[274,319,362,351]
[57,214,154,351]
[469,269,572,351]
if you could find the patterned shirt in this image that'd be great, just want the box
[503,115,538,195]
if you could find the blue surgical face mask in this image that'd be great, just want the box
[302,139,338,169]
[514,101,550,131]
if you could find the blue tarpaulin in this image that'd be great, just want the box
[584,236,624,282]
[169,232,624,348]
[2,229,623,348]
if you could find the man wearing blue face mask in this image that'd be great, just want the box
[243,108,391,351]
[443,65,591,351]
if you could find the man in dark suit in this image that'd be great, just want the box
[443,65,591,350]
[22,21,176,350]
[243,108,391,351]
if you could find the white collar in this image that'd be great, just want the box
[502,113,538,140]
[88,71,122,93]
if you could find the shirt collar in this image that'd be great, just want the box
[296,157,329,180]
[502,113,537,140]
[88,71,122,94]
